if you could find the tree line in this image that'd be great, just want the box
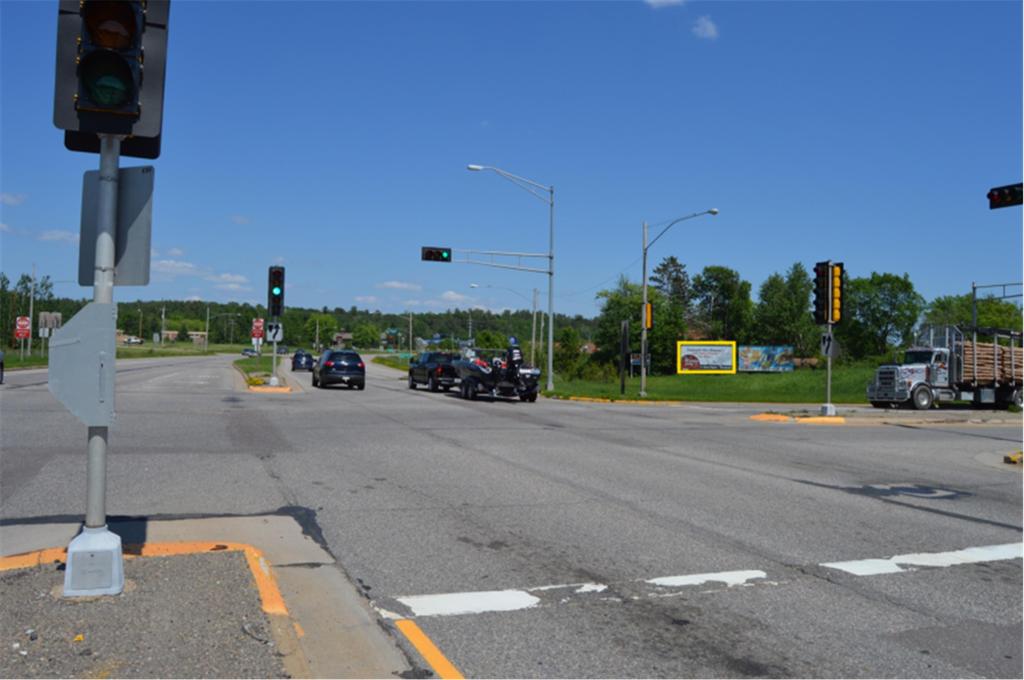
[550,257,1022,379]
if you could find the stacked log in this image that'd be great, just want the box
[963,341,1024,382]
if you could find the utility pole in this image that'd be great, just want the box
[205,305,210,352]
[138,305,142,339]
[409,312,413,352]
[160,305,165,346]
[28,263,36,356]
[316,316,320,352]
[530,288,538,366]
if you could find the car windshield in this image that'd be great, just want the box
[430,353,454,363]
[903,350,936,364]
[330,352,361,362]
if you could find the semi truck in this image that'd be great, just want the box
[866,325,1022,410]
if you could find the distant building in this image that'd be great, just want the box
[161,330,179,342]
[333,330,353,346]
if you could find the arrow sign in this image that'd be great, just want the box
[48,302,116,427]
[820,332,837,358]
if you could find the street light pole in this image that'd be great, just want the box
[640,209,719,397]
[468,164,555,390]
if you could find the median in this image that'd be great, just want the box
[234,355,293,392]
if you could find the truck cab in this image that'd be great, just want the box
[867,347,949,410]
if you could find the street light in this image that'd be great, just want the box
[470,283,541,365]
[640,208,719,397]
[468,164,555,390]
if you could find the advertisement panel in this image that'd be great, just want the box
[737,346,795,372]
[676,341,737,374]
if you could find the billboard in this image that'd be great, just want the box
[677,341,737,374]
[738,346,795,372]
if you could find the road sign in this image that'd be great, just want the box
[15,316,30,339]
[251,328,264,339]
[79,166,153,286]
[48,302,116,427]
[266,322,283,343]
[253,318,265,329]
[821,333,836,358]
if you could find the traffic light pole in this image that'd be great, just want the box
[64,133,125,597]
[270,321,279,387]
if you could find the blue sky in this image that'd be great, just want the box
[2,0,1021,317]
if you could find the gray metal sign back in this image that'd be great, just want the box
[79,166,154,286]
[48,302,117,427]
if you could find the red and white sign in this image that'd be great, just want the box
[14,316,30,339]
[251,317,265,339]
[252,318,265,329]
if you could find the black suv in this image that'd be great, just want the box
[313,350,366,390]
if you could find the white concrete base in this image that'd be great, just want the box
[63,525,124,597]
[820,403,837,417]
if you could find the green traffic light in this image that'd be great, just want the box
[272,286,282,296]
[442,251,450,259]
[80,52,134,108]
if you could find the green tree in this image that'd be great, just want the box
[925,294,1023,331]
[692,266,754,342]
[753,262,818,356]
[649,256,691,317]
[352,322,381,349]
[593,276,685,375]
[304,313,339,350]
[834,272,925,358]
[554,326,585,379]
[475,329,506,349]
[176,320,190,342]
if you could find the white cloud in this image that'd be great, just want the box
[215,282,251,292]
[0,223,11,233]
[230,215,250,225]
[355,295,379,304]
[377,280,422,291]
[206,272,248,284]
[152,259,203,276]
[273,256,286,265]
[692,15,719,39]
[440,290,471,303]
[151,248,160,257]
[167,247,185,257]
[37,229,79,243]
[185,295,203,302]
[645,0,685,8]
[0,193,27,206]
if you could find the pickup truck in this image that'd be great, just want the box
[408,352,459,392]
[866,325,1022,409]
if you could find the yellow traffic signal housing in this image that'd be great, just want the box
[830,263,844,324]
[644,303,653,329]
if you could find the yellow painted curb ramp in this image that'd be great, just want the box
[750,414,847,425]
[248,385,292,393]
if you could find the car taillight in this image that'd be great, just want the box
[358,362,365,369]
[324,361,334,367]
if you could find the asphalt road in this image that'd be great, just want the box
[2,355,1021,678]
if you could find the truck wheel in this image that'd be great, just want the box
[428,376,438,392]
[911,385,933,410]
[408,375,416,389]
[467,380,478,401]
[870,401,886,409]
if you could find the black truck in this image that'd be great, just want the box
[452,347,541,402]
[408,352,459,392]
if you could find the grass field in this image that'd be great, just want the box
[1,342,253,372]
[371,353,874,403]
[548,366,876,403]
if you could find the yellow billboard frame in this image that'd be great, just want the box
[677,340,737,375]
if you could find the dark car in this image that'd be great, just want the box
[241,348,258,358]
[313,350,366,389]
[408,352,458,392]
[291,350,314,371]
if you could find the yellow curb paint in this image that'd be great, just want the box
[248,385,292,393]
[750,414,791,422]
[395,619,464,680]
[1004,452,1022,465]
[293,621,305,638]
[0,541,287,617]
[796,417,847,425]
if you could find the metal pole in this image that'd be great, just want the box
[530,288,538,366]
[160,305,165,346]
[409,312,413,352]
[640,222,648,397]
[826,323,833,407]
[546,186,555,391]
[205,305,210,352]
[87,134,120,529]
[971,281,977,329]
[28,263,36,357]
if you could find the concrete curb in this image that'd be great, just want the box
[0,541,309,678]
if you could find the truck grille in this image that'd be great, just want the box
[878,367,897,389]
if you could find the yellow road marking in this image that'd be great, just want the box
[1004,452,1022,465]
[395,619,464,680]
[750,413,791,422]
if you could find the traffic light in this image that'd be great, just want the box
[830,262,844,324]
[813,261,830,325]
[54,0,170,158]
[643,303,653,329]
[987,183,1022,210]
[421,247,452,262]
[268,266,285,317]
